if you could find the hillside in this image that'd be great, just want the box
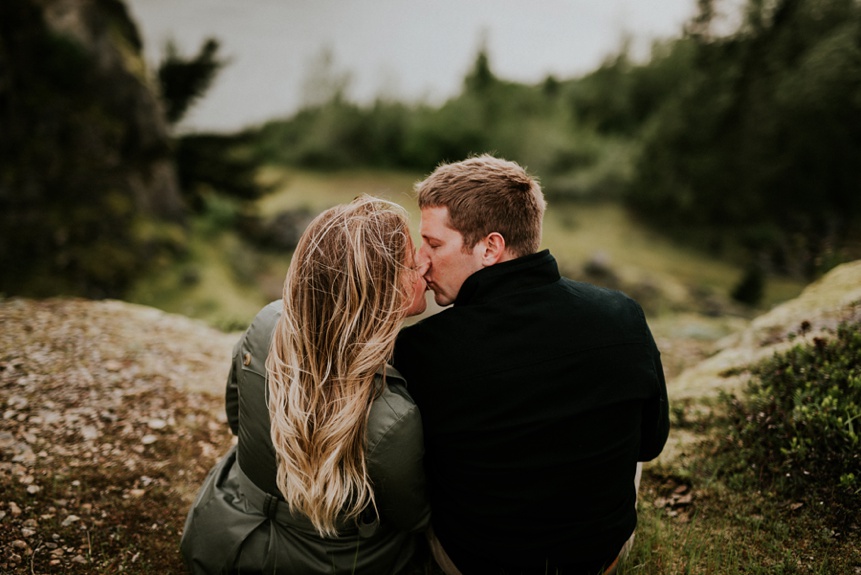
[1,259,860,571]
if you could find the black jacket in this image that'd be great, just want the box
[393,250,670,574]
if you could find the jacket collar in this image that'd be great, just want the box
[453,249,560,306]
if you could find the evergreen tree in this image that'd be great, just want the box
[629,0,861,277]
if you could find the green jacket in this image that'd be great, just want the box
[181,301,430,574]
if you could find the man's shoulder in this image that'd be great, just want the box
[558,277,643,316]
[398,308,465,344]
[394,310,470,372]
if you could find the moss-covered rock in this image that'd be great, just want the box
[0,0,185,298]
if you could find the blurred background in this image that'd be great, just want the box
[2,0,859,330]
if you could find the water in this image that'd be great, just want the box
[126,0,697,133]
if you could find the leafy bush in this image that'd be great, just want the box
[175,133,267,212]
[718,320,861,524]
[628,0,861,278]
[730,264,765,306]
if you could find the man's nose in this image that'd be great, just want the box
[415,260,430,276]
[415,247,430,269]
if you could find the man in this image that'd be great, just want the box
[393,155,670,575]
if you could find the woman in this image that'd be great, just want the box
[181,196,431,574]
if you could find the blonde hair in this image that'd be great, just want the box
[416,154,546,257]
[265,196,415,536]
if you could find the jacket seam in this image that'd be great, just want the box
[366,401,416,456]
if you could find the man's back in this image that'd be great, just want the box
[394,250,669,574]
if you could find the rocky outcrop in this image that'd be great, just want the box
[0,0,185,297]
[670,260,861,400]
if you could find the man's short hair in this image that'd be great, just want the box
[415,155,546,257]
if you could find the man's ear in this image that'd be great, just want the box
[480,232,507,266]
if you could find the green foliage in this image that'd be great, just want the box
[0,0,186,298]
[629,0,861,278]
[175,133,267,212]
[463,46,496,94]
[247,49,638,195]
[253,99,413,169]
[568,41,696,136]
[718,320,861,524]
[157,37,225,125]
[730,263,765,305]
[247,47,656,203]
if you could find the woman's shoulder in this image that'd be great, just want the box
[240,301,281,347]
[249,301,282,336]
[366,366,421,450]
[233,301,281,377]
[374,365,417,411]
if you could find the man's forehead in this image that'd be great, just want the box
[420,206,453,229]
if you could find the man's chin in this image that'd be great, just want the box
[432,294,452,307]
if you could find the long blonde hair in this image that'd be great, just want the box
[265,195,415,536]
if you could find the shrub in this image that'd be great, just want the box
[718,320,861,524]
[730,264,764,306]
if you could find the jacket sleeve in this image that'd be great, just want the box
[366,395,431,532]
[638,327,670,461]
[225,337,244,436]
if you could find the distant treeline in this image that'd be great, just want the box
[246,0,861,284]
[1,0,859,300]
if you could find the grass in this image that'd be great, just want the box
[131,167,805,329]
[620,458,861,574]
[255,166,422,218]
[128,221,280,331]
[543,201,804,310]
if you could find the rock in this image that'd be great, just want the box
[80,425,100,441]
[671,260,861,401]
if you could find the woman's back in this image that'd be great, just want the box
[225,302,428,573]
[181,197,430,574]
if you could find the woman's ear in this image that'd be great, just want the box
[480,232,508,266]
